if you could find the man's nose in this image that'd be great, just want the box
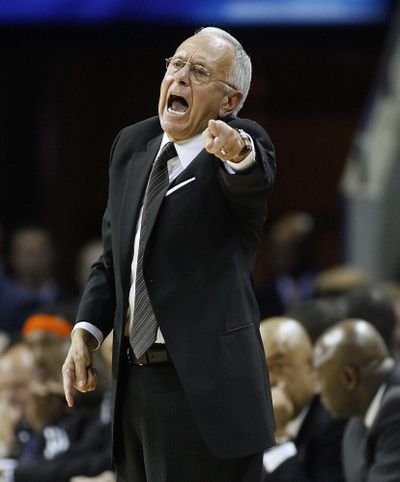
[174,64,191,84]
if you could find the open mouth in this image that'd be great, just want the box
[167,94,189,114]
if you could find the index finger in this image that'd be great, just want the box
[208,119,223,137]
[62,364,76,408]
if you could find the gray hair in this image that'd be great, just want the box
[196,27,252,116]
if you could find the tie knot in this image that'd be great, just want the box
[158,142,177,164]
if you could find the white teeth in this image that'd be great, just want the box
[167,106,186,115]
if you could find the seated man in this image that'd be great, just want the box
[260,317,346,481]
[0,343,35,458]
[314,319,400,482]
[22,313,73,384]
[0,315,110,482]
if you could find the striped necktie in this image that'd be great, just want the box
[130,141,177,359]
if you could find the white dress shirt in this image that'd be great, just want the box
[364,383,386,428]
[263,404,309,473]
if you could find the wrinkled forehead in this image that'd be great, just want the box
[174,34,234,68]
[266,337,307,365]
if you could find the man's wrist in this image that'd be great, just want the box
[236,129,252,158]
[71,327,98,351]
[72,322,103,350]
[226,131,256,171]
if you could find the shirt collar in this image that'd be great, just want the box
[285,404,310,439]
[364,384,386,428]
[161,132,205,169]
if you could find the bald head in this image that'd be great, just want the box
[261,317,316,415]
[314,319,390,371]
[261,316,313,358]
[314,319,394,418]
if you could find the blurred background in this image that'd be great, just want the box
[0,0,399,295]
[1,2,400,480]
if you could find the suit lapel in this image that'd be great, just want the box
[168,147,215,190]
[295,396,318,447]
[118,134,162,291]
[344,419,368,482]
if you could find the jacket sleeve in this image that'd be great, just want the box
[74,132,122,337]
[365,387,400,482]
[218,118,276,209]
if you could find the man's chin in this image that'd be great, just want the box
[160,116,191,142]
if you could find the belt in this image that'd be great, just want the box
[125,341,171,366]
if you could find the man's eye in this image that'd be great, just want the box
[192,65,209,79]
[172,58,185,69]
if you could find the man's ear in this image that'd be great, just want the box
[340,364,359,391]
[219,91,243,118]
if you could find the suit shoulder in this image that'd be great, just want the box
[376,385,400,421]
[118,116,161,146]
[108,116,162,164]
[227,116,269,138]
[227,116,275,154]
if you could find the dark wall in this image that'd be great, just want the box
[0,23,388,290]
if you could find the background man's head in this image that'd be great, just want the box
[260,316,317,417]
[344,286,396,351]
[314,319,394,419]
[267,211,316,278]
[0,342,35,413]
[22,313,73,383]
[75,238,103,291]
[158,27,251,142]
[9,227,56,289]
[286,297,347,343]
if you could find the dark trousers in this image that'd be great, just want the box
[116,354,263,482]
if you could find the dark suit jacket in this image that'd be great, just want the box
[76,115,277,460]
[343,364,400,482]
[263,395,346,482]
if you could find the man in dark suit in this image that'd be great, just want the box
[314,319,400,482]
[62,27,276,481]
[260,317,346,481]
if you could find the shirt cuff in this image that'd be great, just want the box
[0,459,17,482]
[263,441,297,473]
[72,322,104,350]
[226,134,256,172]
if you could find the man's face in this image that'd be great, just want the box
[0,349,34,410]
[158,33,235,142]
[24,331,69,383]
[11,229,54,284]
[315,359,351,419]
[266,337,316,415]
